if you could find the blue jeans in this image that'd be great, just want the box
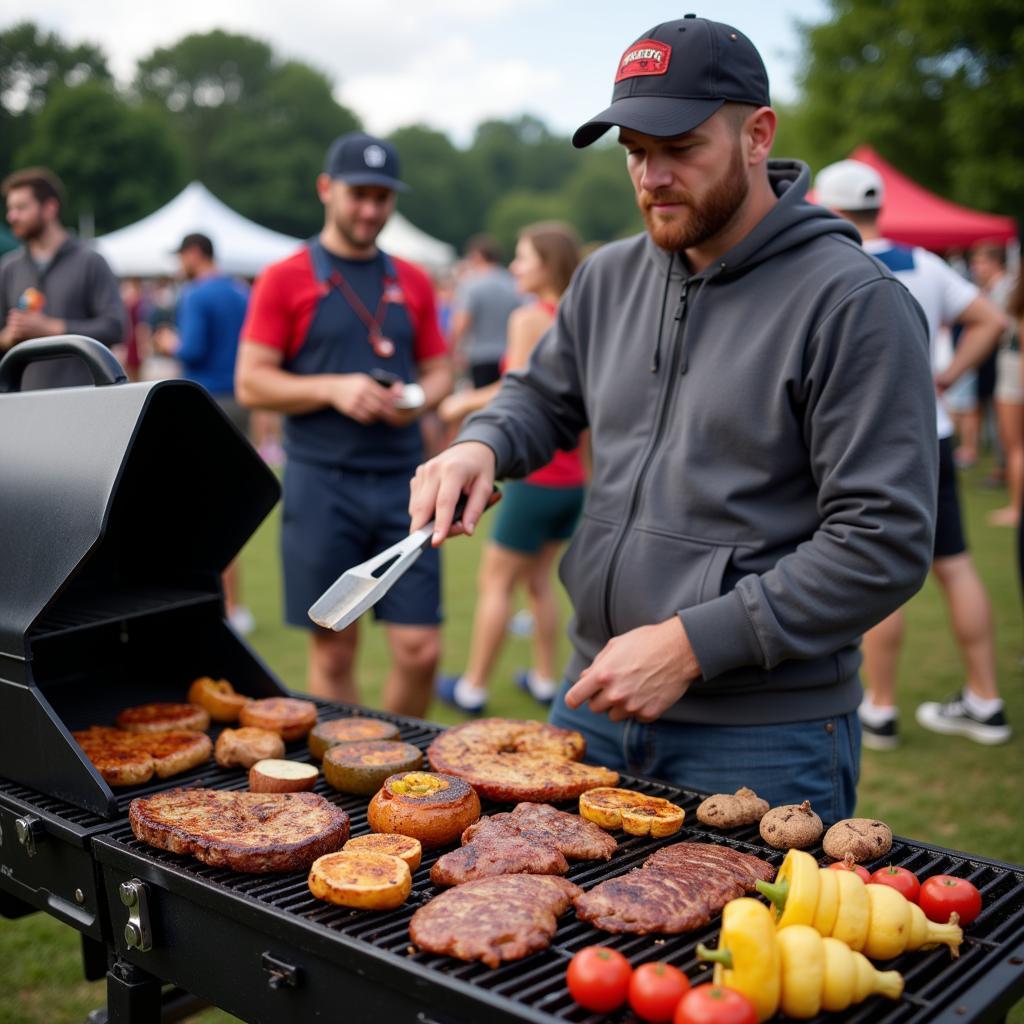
[549,682,861,824]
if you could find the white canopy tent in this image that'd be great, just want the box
[94,181,455,278]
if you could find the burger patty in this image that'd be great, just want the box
[410,874,582,967]
[129,789,349,873]
[575,842,775,935]
[73,726,212,786]
[427,719,619,802]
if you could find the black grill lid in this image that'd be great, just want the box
[0,336,280,660]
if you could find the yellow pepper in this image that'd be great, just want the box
[699,902,903,1020]
[756,849,962,957]
[697,897,781,1023]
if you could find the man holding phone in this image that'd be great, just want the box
[236,132,452,715]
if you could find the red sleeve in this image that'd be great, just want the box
[394,257,448,362]
[240,249,320,360]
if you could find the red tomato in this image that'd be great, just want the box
[869,865,921,903]
[674,984,758,1024]
[919,875,982,926]
[566,946,632,1013]
[629,962,691,1023]
[828,859,871,884]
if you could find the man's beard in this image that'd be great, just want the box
[334,213,383,254]
[639,143,748,252]
[12,214,44,242]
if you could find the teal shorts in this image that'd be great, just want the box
[491,480,584,555]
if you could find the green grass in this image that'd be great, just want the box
[2,461,1022,1023]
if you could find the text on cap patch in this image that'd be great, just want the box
[615,39,672,82]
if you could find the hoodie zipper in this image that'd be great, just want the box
[602,268,692,638]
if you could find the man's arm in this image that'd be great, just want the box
[935,294,1007,392]
[234,341,400,423]
[174,289,210,366]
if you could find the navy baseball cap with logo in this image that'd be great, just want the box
[324,131,409,192]
[573,13,770,148]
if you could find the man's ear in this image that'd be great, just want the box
[745,107,777,166]
[315,173,333,204]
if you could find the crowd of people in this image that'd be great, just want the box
[1,12,1019,814]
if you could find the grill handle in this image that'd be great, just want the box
[0,334,128,392]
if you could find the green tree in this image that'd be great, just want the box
[14,81,182,233]
[788,0,1024,224]
[485,190,566,256]
[0,22,111,179]
[134,31,360,236]
[389,124,484,248]
[562,144,641,243]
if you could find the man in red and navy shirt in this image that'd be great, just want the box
[236,132,452,716]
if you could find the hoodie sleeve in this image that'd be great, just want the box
[678,276,937,680]
[455,277,589,473]
[62,251,126,348]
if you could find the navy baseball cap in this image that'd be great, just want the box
[573,14,770,148]
[324,131,409,192]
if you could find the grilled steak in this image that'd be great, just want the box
[431,840,568,886]
[427,718,619,802]
[74,726,212,786]
[410,874,581,967]
[576,842,775,935]
[129,788,349,873]
[644,842,776,888]
[432,803,617,886]
[463,803,617,860]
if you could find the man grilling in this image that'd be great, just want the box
[408,15,936,821]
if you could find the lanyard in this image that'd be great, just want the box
[327,266,398,358]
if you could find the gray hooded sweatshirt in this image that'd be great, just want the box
[458,160,937,726]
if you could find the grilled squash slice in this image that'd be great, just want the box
[323,740,423,795]
[309,717,401,760]
[579,787,685,837]
[308,850,411,910]
[343,833,422,873]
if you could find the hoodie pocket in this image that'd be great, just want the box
[558,514,620,654]
[608,528,736,635]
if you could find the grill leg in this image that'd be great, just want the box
[103,960,161,1024]
[81,935,108,982]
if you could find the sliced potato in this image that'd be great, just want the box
[309,717,401,761]
[308,851,411,910]
[323,740,423,795]
[579,787,685,837]
[214,727,285,769]
[344,833,422,873]
[249,758,318,793]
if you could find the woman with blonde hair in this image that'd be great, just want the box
[436,222,585,712]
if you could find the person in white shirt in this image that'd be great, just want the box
[816,159,1011,748]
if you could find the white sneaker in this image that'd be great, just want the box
[915,692,1011,745]
[228,606,256,635]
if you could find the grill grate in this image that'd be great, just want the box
[92,712,1024,1024]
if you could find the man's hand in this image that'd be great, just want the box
[409,441,496,545]
[326,373,400,424]
[565,617,702,723]
[4,310,65,343]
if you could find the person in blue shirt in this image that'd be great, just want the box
[175,231,255,634]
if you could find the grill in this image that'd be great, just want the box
[3,339,1024,1023]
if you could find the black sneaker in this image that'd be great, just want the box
[859,715,900,751]
[916,692,1011,745]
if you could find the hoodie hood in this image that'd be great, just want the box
[643,159,861,280]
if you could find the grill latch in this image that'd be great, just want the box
[119,879,153,952]
[14,814,44,857]
[262,951,301,990]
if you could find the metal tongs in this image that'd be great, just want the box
[308,488,500,631]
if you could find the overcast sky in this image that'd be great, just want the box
[3,1,829,144]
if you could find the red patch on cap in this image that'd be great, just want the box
[615,39,671,83]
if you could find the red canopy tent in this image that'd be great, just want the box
[846,145,1017,252]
